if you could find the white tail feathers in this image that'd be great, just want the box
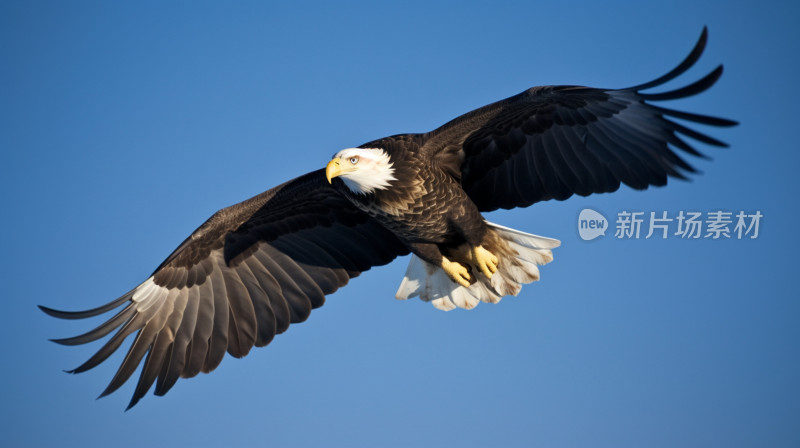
[395,222,560,311]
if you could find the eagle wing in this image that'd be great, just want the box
[421,27,737,212]
[40,169,408,409]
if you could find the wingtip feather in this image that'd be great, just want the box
[623,27,709,92]
[39,293,131,320]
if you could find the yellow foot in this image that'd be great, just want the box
[472,246,498,279]
[442,256,471,287]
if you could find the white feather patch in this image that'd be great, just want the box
[395,255,427,300]
[394,221,560,311]
[333,147,396,195]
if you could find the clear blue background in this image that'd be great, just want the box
[2,1,798,447]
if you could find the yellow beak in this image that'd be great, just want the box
[326,158,342,184]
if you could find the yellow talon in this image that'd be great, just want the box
[472,246,498,279]
[442,257,471,287]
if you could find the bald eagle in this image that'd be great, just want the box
[41,28,735,409]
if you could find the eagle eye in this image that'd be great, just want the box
[349,156,359,165]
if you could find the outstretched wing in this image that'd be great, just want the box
[422,27,737,212]
[40,169,408,409]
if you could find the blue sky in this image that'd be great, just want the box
[2,1,798,447]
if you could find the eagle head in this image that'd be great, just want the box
[326,147,397,195]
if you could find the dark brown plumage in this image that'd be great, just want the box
[41,27,736,409]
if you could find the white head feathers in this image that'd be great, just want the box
[332,147,397,195]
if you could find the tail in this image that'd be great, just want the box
[395,222,560,311]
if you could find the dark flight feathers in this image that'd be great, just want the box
[41,170,408,409]
[423,26,736,211]
[41,27,735,408]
